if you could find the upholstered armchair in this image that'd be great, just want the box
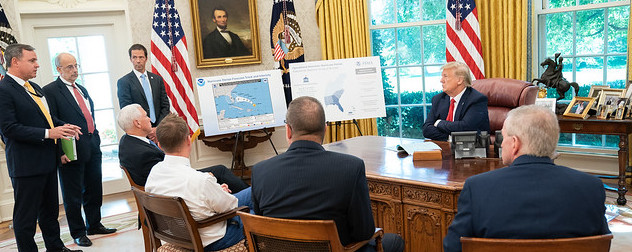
[471,78,538,141]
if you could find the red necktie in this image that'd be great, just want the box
[446,98,456,122]
[72,84,95,133]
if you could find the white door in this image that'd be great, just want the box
[23,13,131,195]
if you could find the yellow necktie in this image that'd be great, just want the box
[24,82,54,129]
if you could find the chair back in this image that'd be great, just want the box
[460,234,613,252]
[472,78,538,139]
[132,187,205,251]
[121,165,145,191]
[237,212,382,252]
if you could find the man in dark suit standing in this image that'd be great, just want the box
[42,53,116,247]
[422,61,489,141]
[117,104,248,192]
[251,96,404,252]
[117,44,170,141]
[443,105,611,252]
[202,7,251,59]
[0,44,82,252]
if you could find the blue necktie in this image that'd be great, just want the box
[148,139,160,150]
[140,74,156,123]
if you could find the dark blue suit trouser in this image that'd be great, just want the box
[58,134,103,238]
[197,165,249,193]
[11,172,65,251]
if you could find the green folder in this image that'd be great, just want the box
[61,137,77,161]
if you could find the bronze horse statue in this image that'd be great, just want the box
[532,53,579,100]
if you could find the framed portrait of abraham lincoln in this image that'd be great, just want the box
[190,0,261,68]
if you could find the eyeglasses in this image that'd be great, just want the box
[63,64,81,71]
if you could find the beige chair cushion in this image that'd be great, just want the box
[156,240,247,252]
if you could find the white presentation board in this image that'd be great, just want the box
[289,56,386,122]
[196,70,287,136]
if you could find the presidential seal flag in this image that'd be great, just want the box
[446,0,485,80]
[150,0,200,140]
[0,3,17,80]
[270,0,304,105]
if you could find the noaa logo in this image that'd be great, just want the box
[196,79,205,87]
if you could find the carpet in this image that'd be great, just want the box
[0,211,138,251]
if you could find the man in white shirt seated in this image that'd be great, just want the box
[145,114,253,251]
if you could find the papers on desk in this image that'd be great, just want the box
[396,142,441,154]
[396,141,442,161]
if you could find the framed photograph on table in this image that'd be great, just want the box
[535,98,557,112]
[563,97,595,119]
[598,89,625,114]
[588,85,609,109]
[190,0,261,68]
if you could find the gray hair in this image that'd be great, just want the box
[117,104,144,132]
[54,52,74,68]
[4,44,35,68]
[504,105,559,158]
[286,96,326,140]
[441,61,472,86]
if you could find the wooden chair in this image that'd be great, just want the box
[120,165,151,252]
[237,211,384,252]
[131,187,249,252]
[460,234,613,252]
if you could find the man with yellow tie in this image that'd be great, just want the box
[0,44,82,252]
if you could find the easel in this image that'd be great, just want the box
[326,119,363,142]
[199,128,276,180]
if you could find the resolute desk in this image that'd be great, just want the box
[323,136,503,252]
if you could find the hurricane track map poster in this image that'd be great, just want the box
[289,56,386,122]
[196,70,287,136]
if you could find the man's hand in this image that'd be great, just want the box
[61,154,71,164]
[220,183,231,193]
[148,127,157,142]
[49,124,82,140]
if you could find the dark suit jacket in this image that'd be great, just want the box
[422,87,490,141]
[0,77,65,177]
[252,140,375,246]
[118,134,164,186]
[443,155,611,252]
[43,77,101,163]
[117,71,170,127]
[202,29,250,58]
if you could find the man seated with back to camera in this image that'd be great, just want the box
[145,114,253,251]
[117,104,248,192]
[443,105,610,252]
[251,96,404,252]
[422,61,489,141]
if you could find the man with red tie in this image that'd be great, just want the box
[43,53,116,247]
[0,44,82,252]
[422,61,489,141]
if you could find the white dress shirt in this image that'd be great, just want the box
[434,87,467,126]
[7,72,51,138]
[145,155,238,246]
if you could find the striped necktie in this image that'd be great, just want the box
[25,82,54,129]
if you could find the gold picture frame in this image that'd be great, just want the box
[587,85,609,109]
[563,97,595,119]
[190,0,261,68]
[597,88,625,111]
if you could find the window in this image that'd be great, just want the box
[536,0,629,148]
[47,36,121,180]
[369,0,447,139]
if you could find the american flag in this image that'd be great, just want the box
[446,0,485,80]
[0,3,17,80]
[273,40,288,61]
[150,0,200,139]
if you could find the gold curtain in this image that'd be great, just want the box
[315,0,377,143]
[476,0,528,80]
[628,3,631,83]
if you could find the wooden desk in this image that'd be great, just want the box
[557,115,630,205]
[323,136,503,252]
